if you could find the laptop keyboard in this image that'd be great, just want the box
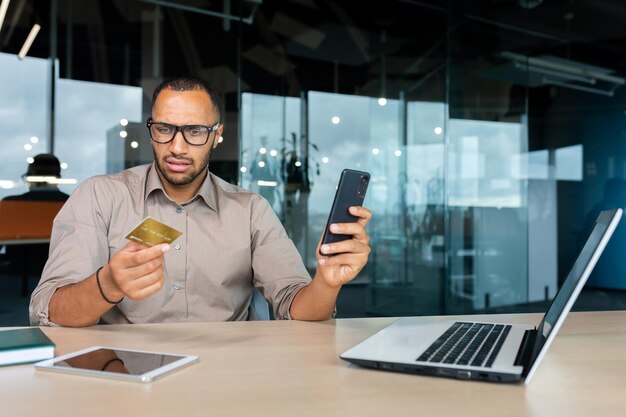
[416,322,512,368]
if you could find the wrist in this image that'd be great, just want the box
[313,270,343,291]
[97,265,125,303]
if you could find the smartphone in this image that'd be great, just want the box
[320,169,370,255]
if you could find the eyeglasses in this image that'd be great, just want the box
[146,118,220,146]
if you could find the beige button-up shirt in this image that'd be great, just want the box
[29,163,311,325]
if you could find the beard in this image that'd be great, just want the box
[153,148,211,186]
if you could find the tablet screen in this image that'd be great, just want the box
[54,348,184,375]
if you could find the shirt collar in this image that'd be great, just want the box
[145,163,218,212]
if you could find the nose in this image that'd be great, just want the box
[168,129,188,154]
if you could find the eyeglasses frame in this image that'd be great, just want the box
[146,118,221,146]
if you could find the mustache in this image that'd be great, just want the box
[164,154,194,163]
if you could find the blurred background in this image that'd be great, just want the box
[2,0,626,325]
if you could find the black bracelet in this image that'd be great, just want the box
[100,357,125,371]
[96,266,124,305]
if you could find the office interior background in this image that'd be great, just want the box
[2,0,626,325]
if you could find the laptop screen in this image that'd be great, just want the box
[526,209,621,377]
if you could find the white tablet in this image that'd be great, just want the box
[34,346,198,382]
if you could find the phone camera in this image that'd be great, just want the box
[357,176,369,198]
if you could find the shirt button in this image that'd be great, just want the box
[174,243,181,250]
[176,207,182,213]
[173,282,181,290]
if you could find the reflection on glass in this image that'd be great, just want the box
[448,119,524,208]
[242,92,450,316]
[55,79,142,194]
[555,145,583,181]
[446,118,529,312]
[59,348,181,375]
[239,51,583,318]
[511,150,549,180]
[241,94,299,206]
[0,52,48,200]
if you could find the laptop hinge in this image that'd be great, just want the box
[514,328,537,371]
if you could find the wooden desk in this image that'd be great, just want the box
[1,311,626,417]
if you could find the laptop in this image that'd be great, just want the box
[341,209,622,384]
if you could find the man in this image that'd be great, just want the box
[3,154,69,294]
[5,154,70,203]
[29,77,371,327]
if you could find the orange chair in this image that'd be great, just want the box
[0,201,65,296]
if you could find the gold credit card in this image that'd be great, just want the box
[125,216,182,247]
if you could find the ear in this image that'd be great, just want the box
[213,125,224,149]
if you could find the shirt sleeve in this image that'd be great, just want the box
[29,178,113,326]
[249,195,311,320]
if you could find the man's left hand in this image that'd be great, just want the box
[315,206,372,288]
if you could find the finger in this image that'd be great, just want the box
[315,233,324,259]
[349,206,372,226]
[329,222,368,241]
[127,279,165,301]
[122,241,150,252]
[319,239,368,256]
[319,252,367,269]
[129,243,171,265]
[124,256,164,278]
[123,268,165,294]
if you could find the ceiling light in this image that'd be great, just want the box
[258,161,265,168]
[130,141,139,149]
[259,147,267,154]
[372,148,380,155]
[26,176,77,185]
[434,127,443,135]
[120,118,128,126]
[24,144,32,151]
[60,163,68,170]
[0,180,15,189]
[240,166,247,173]
[322,157,329,164]
[0,0,10,34]
[331,116,340,125]
[394,150,402,157]
[378,97,387,106]
[26,157,34,164]
[501,51,625,97]
[18,24,41,60]
[30,136,38,144]
[269,149,278,157]
[119,131,127,138]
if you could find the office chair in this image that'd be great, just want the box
[251,288,272,320]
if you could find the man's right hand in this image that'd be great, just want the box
[100,241,171,301]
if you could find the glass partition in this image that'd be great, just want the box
[55,79,143,194]
[0,52,49,199]
[445,118,529,313]
[3,0,626,327]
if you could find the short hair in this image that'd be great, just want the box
[151,77,223,122]
[27,154,61,178]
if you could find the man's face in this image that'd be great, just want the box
[150,89,223,189]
